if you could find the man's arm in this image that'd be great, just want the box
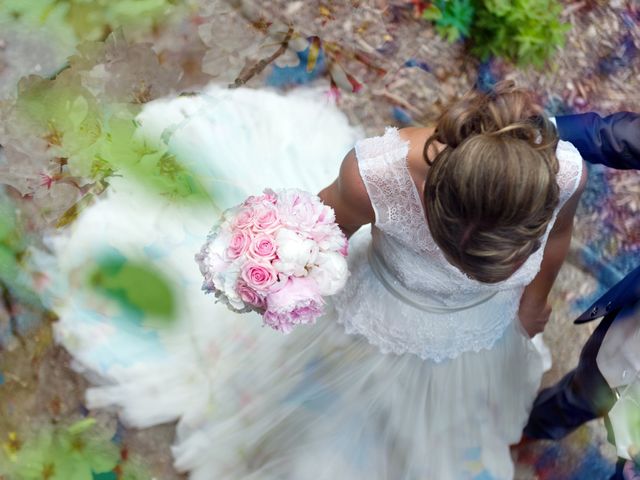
[554,112,640,170]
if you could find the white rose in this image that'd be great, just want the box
[208,228,231,259]
[308,251,348,295]
[273,229,319,277]
[221,266,244,309]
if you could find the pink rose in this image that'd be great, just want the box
[242,195,260,207]
[261,188,278,204]
[233,208,255,229]
[241,261,277,292]
[237,281,266,309]
[252,203,280,232]
[263,276,324,333]
[226,230,252,260]
[248,233,277,261]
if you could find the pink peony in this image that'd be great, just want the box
[277,189,325,232]
[237,281,266,309]
[273,228,319,277]
[248,233,277,261]
[309,223,347,255]
[226,230,252,260]
[316,204,336,225]
[263,276,324,333]
[241,261,277,292]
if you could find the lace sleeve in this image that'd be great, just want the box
[354,127,430,247]
[555,139,585,208]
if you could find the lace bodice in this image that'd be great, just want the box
[334,127,584,361]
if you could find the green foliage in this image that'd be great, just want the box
[5,31,212,229]
[470,0,570,68]
[422,0,569,67]
[1,419,152,480]
[422,0,475,43]
[0,0,185,45]
[88,248,177,325]
[2,419,119,480]
[0,195,43,308]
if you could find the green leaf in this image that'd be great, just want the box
[422,5,442,21]
[469,0,569,67]
[67,419,97,436]
[88,249,177,325]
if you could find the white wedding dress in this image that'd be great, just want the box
[37,86,584,479]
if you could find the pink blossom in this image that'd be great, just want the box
[226,230,252,260]
[316,204,336,225]
[307,251,348,295]
[196,188,348,330]
[277,189,325,232]
[252,203,280,232]
[241,261,277,292]
[263,276,324,333]
[273,228,319,277]
[233,208,255,229]
[242,195,261,207]
[262,188,278,204]
[237,281,266,309]
[248,233,277,261]
[339,239,349,257]
[309,222,348,257]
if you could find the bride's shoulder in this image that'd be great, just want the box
[397,126,443,179]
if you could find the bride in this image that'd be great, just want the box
[42,80,586,479]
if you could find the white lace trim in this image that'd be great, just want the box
[340,129,585,360]
[333,233,519,362]
[355,127,432,251]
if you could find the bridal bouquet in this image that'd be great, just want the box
[195,188,349,333]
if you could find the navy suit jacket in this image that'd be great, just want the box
[523,111,639,449]
[556,112,640,170]
[555,111,640,318]
[574,265,640,324]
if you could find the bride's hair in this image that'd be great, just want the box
[422,80,560,284]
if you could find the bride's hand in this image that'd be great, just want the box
[518,301,552,337]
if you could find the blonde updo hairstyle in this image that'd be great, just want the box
[423,80,560,284]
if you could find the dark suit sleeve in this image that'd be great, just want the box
[523,312,618,440]
[555,112,640,170]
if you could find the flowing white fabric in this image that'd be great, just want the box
[36,85,583,480]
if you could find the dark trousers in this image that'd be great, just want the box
[611,459,625,480]
[524,312,618,440]
[524,312,625,479]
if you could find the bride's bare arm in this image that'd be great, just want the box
[518,162,588,337]
[318,149,375,239]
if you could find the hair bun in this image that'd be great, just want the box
[425,80,557,160]
[422,81,561,284]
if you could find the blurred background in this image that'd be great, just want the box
[0,0,638,478]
